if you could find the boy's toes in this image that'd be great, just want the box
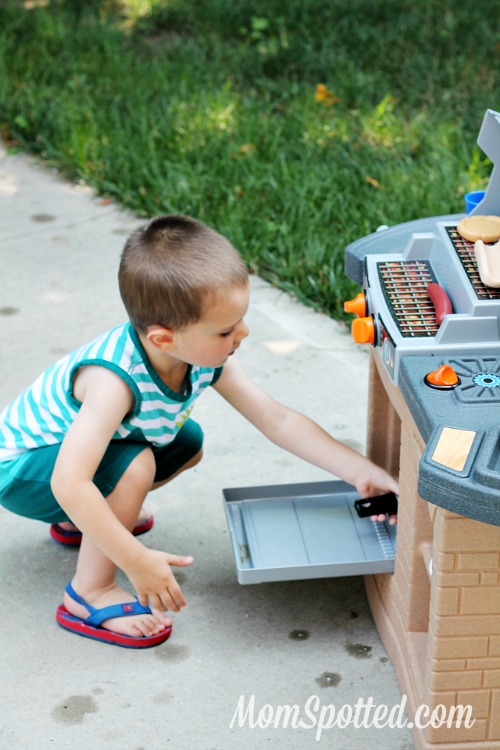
[152,608,173,629]
[102,612,168,637]
[139,615,168,637]
[131,617,162,638]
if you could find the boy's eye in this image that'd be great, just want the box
[220,330,233,337]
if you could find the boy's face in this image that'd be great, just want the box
[167,283,250,368]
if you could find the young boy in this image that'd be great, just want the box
[0,215,398,648]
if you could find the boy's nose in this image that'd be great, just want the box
[236,320,249,342]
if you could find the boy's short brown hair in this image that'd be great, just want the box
[119,215,249,333]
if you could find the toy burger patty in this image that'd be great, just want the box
[458,215,500,243]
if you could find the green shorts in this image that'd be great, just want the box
[0,419,203,524]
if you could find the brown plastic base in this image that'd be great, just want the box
[366,350,500,749]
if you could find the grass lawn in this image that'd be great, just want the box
[0,0,498,318]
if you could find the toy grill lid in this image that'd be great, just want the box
[222,480,396,584]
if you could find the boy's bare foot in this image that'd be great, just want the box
[64,581,172,638]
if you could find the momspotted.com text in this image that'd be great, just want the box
[230,694,475,741]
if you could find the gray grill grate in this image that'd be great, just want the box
[377,260,439,337]
[447,226,500,300]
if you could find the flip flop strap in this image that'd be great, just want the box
[65,582,153,627]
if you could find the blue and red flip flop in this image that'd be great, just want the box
[56,582,171,648]
[50,514,154,546]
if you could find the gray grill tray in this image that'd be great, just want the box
[222,480,397,584]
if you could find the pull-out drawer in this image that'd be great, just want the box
[222,480,396,584]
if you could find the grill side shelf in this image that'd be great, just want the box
[223,481,397,584]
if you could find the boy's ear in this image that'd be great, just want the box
[146,325,176,350]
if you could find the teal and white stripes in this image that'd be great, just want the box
[0,323,219,461]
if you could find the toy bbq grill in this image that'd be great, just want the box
[351,218,500,385]
[223,109,500,750]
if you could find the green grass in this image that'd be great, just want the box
[1,0,498,318]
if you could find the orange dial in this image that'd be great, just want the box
[344,292,367,318]
[425,365,460,388]
[352,316,375,344]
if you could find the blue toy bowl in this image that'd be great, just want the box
[465,190,486,214]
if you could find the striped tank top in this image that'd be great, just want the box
[0,323,221,461]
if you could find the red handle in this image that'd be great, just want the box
[427,283,452,326]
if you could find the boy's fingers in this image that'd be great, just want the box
[136,581,184,611]
[149,594,177,612]
[370,513,398,525]
[150,587,185,613]
[162,582,185,611]
[148,572,187,612]
[134,554,192,612]
[166,554,194,567]
[137,592,149,607]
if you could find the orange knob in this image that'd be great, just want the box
[352,316,375,344]
[425,365,460,388]
[344,292,367,318]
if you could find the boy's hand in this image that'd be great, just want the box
[126,548,194,612]
[353,464,399,526]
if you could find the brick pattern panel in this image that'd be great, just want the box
[427,509,500,744]
[365,353,500,748]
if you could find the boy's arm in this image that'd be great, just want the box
[213,358,399,500]
[51,365,192,611]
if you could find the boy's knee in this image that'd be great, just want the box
[187,448,203,469]
[151,447,204,488]
[126,447,157,490]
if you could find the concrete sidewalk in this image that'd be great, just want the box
[0,144,414,750]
